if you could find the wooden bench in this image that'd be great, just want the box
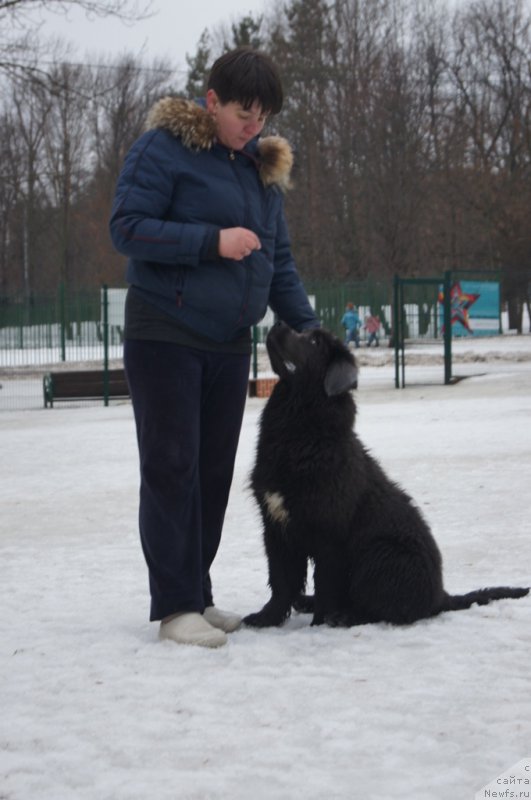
[248,376,278,398]
[43,368,129,407]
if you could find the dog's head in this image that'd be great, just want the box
[266,323,358,396]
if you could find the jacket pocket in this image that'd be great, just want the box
[234,250,274,330]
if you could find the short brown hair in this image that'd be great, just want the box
[208,47,283,115]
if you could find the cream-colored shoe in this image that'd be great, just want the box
[203,606,242,633]
[159,612,227,648]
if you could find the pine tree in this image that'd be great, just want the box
[185,29,211,98]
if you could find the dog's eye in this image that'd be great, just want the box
[310,333,319,345]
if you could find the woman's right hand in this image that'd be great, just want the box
[219,227,262,260]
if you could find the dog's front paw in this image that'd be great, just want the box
[243,603,290,628]
[243,611,275,628]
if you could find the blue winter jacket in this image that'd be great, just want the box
[341,309,361,332]
[109,97,319,342]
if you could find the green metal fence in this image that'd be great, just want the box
[0,274,501,410]
[0,285,125,411]
[305,279,393,340]
[0,285,124,366]
[0,279,393,410]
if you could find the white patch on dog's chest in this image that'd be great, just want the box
[263,491,290,525]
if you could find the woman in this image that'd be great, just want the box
[109,47,319,648]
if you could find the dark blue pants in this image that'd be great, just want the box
[345,328,360,347]
[124,339,251,621]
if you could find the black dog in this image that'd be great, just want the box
[244,323,528,628]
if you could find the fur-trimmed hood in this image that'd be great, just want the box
[146,96,293,192]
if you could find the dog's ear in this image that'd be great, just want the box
[324,359,358,396]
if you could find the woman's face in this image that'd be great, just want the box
[206,89,268,150]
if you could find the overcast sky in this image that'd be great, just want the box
[38,0,268,78]
[33,0,501,85]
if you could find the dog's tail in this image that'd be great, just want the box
[440,585,529,612]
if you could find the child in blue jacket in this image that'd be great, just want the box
[341,303,361,347]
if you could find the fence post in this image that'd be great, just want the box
[393,275,405,388]
[59,282,66,362]
[102,285,110,406]
[498,271,503,334]
[443,270,452,385]
[18,304,24,350]
[393,276,399,388]
[252,325,258,379]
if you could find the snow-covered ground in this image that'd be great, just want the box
[1,336,530,800]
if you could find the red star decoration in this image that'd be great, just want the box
[438,282,480,333]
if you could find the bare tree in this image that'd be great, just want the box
[82,53,174,287]
[0,0,153,84]
[91,54,174,188]
[10,79,52,302]
[40,61,93,293]
[447,0,531,329]
[0,0,151,23]
[0,112,23,297]
[269,0,340,278]
[326,0,395,279]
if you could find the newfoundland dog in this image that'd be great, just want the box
[244,323,528,628]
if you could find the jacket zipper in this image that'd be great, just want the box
[227,150,254,326]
